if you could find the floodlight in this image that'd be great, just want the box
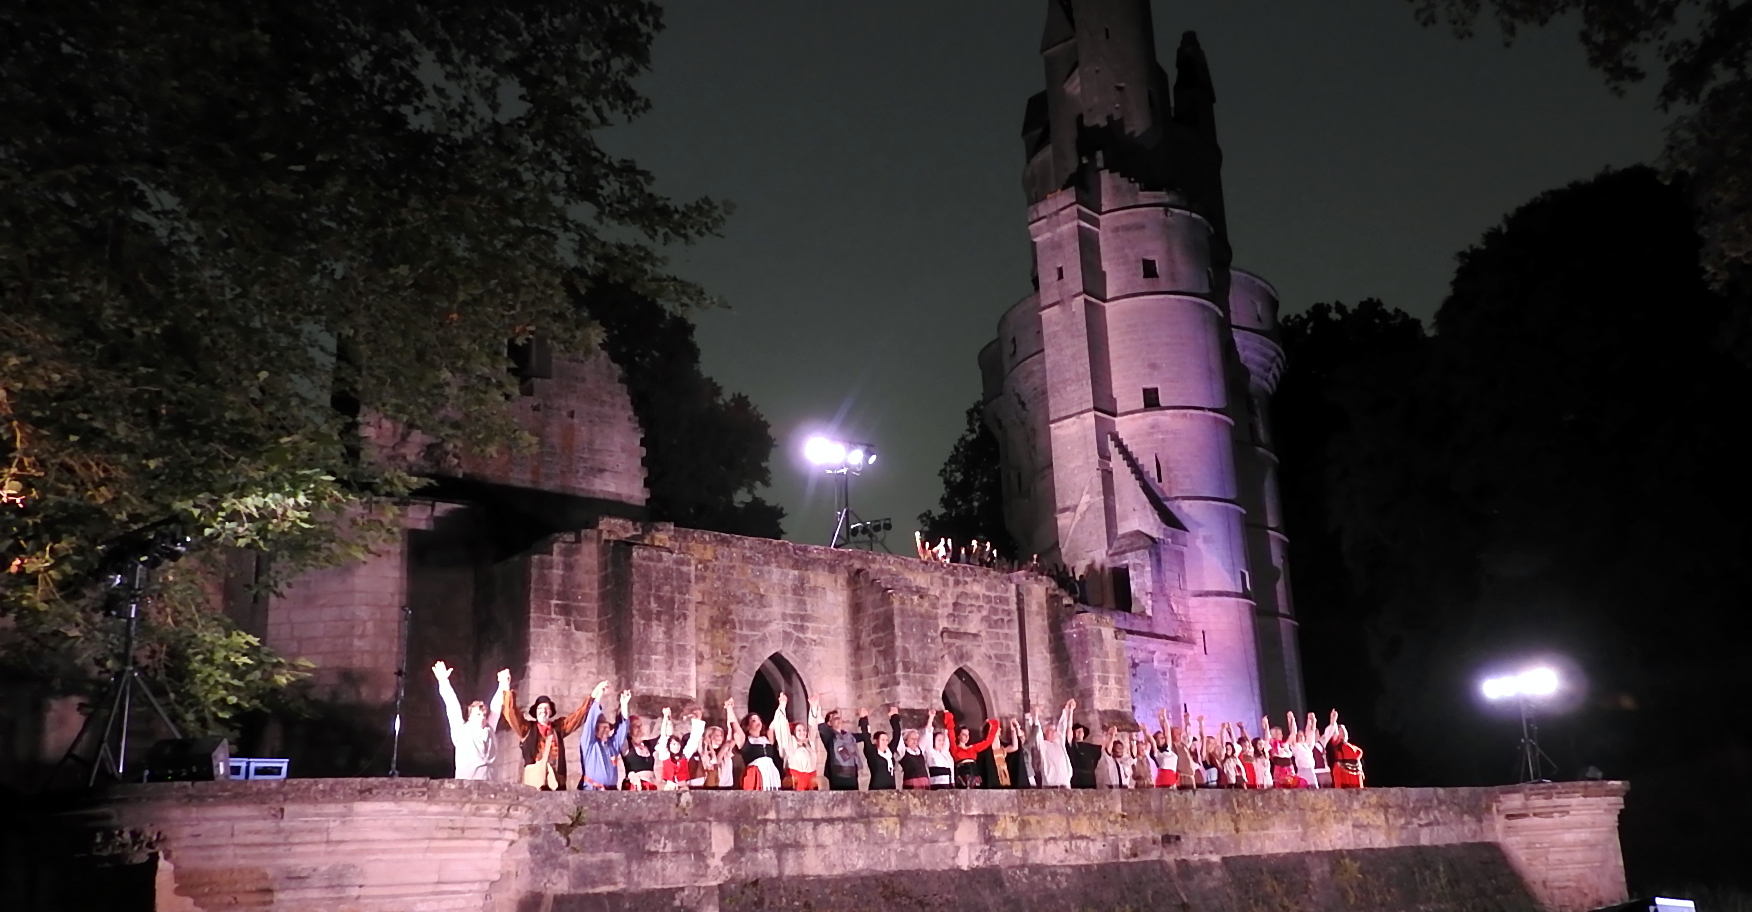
[801,434,883,550]
[804,436,847,467]
[1479,662,1565,783]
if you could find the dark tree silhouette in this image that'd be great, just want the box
[918,401,1016,559]
[577,283,784,539]
[1411,0,1752,350]
[1274,299,1427,784]
[1314,166,1752,889]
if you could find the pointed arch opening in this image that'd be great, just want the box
[747,652,809,729]
[941,667,990,732]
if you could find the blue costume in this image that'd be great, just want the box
[578,699,628,789]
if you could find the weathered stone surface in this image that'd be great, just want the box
[36,779,1627,912]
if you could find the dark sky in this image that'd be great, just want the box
[605,1,1668,546]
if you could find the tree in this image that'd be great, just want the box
[918,401,1017,559]
[0,0,724,733]
[1274,299,1427,782]
[1320,168,1752,793]
[576,282,784,539]
[1409,0,1752,308]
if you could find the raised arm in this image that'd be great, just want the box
[656,708,675,761]
[1156,707,1172,743]
[607,690,632,753]
[484,673,509,732]
[923,708,937,745]
[771,694,796,755]
[683,714,705,759]
[557,681,602,736]
[725,698,746,748]
[501,670,530,739]
[1055,700,1074,746]
[968,718,1001,754]
[888,705,901,745]
[433,661,464,729]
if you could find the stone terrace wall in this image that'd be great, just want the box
[46,780,1628,912]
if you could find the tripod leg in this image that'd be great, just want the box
[44,681,117,789]
[89,675,132,785]
[127,669,184,740]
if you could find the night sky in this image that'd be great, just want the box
[604,1,1668,545]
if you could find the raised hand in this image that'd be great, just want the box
[591,681,610,700]
[1065,698,1077,710]
[496,668,511,687]
[1329,708,1340,725]
[662,707,672,719]
[887,704,899,717]
[619,690,632,709]
[857,707,869,719]
[431,660,452,681]
[776,692,789,707]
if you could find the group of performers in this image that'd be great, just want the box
[433,662,1364,791]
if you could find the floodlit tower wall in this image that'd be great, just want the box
[988,0,1304,725]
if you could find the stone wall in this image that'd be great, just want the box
[512,520,1111,743]
[42,780,1629,912]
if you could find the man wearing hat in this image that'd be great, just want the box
[501,670,597,790]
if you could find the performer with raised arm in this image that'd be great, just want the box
[770,693,824,790]
[857,705,901,790]
[431,661,507,781]
[1030,699,1074,788]
[501,671,595,790]
[1325,709,1366,789]
[944,709,999,788]
[727,699,783,790]
[578,687,631,790]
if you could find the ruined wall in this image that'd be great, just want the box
[512,520,1109,748]
[49,780,1629,912]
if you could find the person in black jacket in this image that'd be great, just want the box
[819,709,863,790]
[1068,722,1103,789]
[856,705,901,790]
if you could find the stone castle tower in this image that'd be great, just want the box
[980,0,1303,723]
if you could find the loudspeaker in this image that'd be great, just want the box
[143,737,230,782]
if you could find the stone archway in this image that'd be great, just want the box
[941,667,990,730]
[746,652,809,730]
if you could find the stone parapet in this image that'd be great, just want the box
[53,779,1627,912]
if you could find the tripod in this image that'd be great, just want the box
[52,560,183,786]
[1514,697,1556,783]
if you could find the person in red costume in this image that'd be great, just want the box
[1325,710,1365,788]
[943,710,1000,788]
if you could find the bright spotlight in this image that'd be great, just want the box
[800,434,880,548]
[1479,662,1566,783]
[1520,667,1559,698]
[804,436,847,467]
[1481,666,1562,702]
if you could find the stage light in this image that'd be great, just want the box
[1480,663,1565,783]
[801,434,881,548]
[805,436,847,467]
[1480,666,1561,702]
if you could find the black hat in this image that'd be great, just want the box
[526,695,557,722]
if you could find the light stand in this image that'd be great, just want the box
[1480,665,1562,785]
[50,538,188,787]
[1515,696,1556,784]
[805,436,877,550]
[387,603,412,777]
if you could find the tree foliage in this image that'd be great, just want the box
[1409,0,1752,305]
[0,0,723,732]
[577,282,784,539]
[919,401,1017,559]
[1274,299,1427,778]
[1311,168,1752,789]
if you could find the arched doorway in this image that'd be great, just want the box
[746,653,809,729]
[941,667,990,730]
